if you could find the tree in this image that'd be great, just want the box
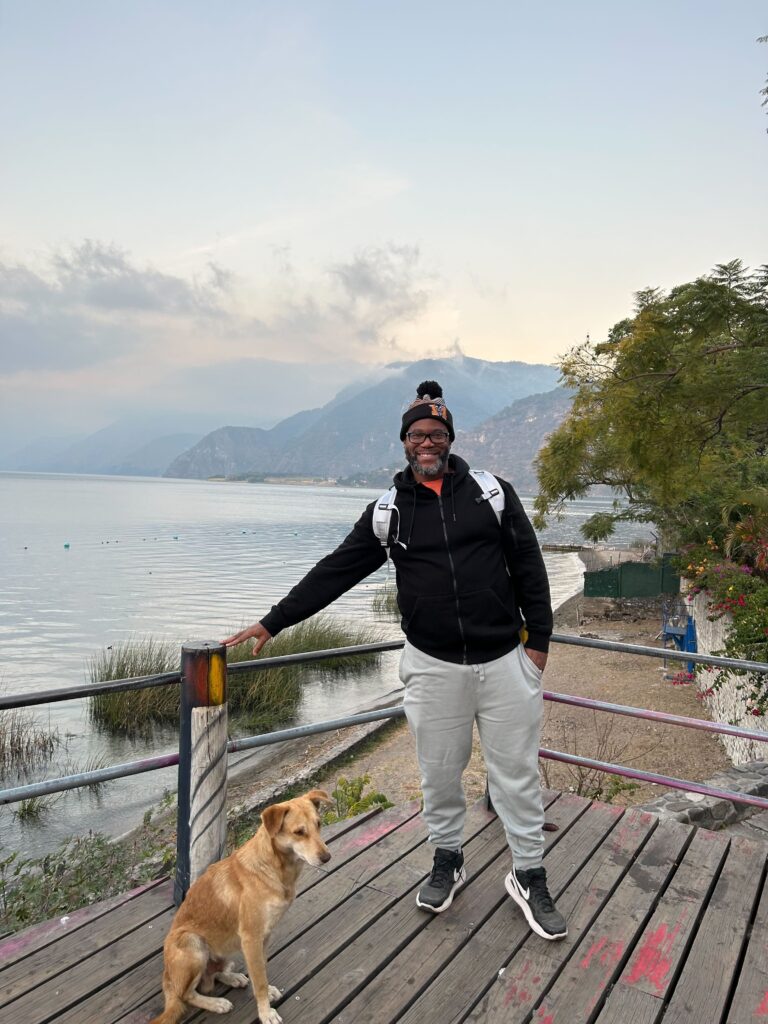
[534,261,768,547]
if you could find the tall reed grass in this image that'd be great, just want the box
[88,637,179,736]
[372,583,400,619]
[88,615,385,736]
[0,705,60,779]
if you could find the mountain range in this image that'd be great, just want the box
[2,355,572,485]
[165,356,569,486]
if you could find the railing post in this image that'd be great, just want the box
[174,641,228,905]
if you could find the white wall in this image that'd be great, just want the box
[690,592,768,764]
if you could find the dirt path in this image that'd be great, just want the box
[308,595,730,811]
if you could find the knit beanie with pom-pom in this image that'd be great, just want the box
[400,380,455,441]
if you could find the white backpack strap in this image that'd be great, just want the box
[372,486,402,552]
[469,470,504,525]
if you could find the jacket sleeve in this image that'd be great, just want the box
[500,480,553,653]
[260,501,387,637]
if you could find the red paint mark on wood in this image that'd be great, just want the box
[624,920,683,992]
[580,937,607,969]
[755,990,768,1015]
[536,1007,554,1023]
[343,819,407,848]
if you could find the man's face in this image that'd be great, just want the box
[403,417,452,480]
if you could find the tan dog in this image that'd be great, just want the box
[150,789,331,1024]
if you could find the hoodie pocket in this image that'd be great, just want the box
[457,588,520,648]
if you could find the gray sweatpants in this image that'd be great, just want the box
[400,640,545,870]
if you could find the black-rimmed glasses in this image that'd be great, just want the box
[405,430,450,444]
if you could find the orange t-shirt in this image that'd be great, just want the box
[420,479,443,495]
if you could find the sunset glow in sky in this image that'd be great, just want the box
[1,1,766,448]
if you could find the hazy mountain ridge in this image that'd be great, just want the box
[455,387,574,491]
[165,356,564,481]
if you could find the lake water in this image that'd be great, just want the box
[0,472,650,856]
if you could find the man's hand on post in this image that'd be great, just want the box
[524,648,548,673]
[222,622,272,656]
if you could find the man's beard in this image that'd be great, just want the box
[406,449,450,478]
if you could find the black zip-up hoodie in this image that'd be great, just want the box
[260,455,552,665]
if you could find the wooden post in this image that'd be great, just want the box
[174,641,228,905]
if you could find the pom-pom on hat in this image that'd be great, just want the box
[400,380,455,441]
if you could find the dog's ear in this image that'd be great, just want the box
[305,789,332,810]
[261,802,288,836]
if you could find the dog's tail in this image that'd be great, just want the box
[148,993,186,1024]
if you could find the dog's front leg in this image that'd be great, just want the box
[241,934,282,1024]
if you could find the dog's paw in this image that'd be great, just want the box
[228,972,249,988]
[209,997,234,1014]
[263,1009,282,1024]
[268,985,282,1001]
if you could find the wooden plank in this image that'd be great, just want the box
[274,806,433,948]
[0,878,171,971]
[467,807,667,1024]
[397,803,656,1024]
[7,907,175,1024]
[725,859,768,1024]
[663,835,767,1024]
[594,827,729,1023]
[54,800,441,1024]
[511,817,693,1024]
[590,986,662,1024]
[316,795,594,1024]
[176,799,513,1024]
[0,880,173,1008]
[51,952,165,1024]
[295,801,422,894]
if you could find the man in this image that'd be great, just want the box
[224,381,566,940]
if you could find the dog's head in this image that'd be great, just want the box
[261,789,332,866]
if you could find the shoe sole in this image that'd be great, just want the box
[416,867,467,913]
[504,872,568,941]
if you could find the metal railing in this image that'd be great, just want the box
[1,633,767,900]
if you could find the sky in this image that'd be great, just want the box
[0,1,766,453]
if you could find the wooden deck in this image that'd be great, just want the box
[2,791,768,1024]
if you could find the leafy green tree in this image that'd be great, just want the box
[534,261,768,547]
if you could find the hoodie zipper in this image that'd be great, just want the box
[437,492,467,663]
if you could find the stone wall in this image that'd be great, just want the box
[690,592,768,764]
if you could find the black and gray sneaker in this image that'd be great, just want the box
[505,865,567,940]
[416,848,466,913]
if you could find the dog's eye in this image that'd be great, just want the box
[294,827,307,836]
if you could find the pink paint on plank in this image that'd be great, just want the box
[536,1007,554,1023]
[342,817,413,849]
[580,937,607,969]
[624,920,683,992]
[755,990,768,1015]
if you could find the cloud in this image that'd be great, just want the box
[0,238,454,449]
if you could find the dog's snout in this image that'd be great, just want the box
[320,849,331,864]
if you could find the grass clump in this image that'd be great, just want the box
[0,706,60,779]
[88,615,385,736]
[371,584,399,619]
[225,614,385,729]
[88,637,180,736]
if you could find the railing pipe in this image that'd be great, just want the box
[1,635,763,713]
[551,632,768,674]
[0,671,181,711]
[0,752,180,806]
[225,705,406,753]
[540,748,768,811]
[544,691,768,743]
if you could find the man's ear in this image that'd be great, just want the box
[261,802,288,836]
[305,789,332,810]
